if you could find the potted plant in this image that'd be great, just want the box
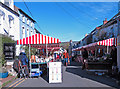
[0,67,8,78]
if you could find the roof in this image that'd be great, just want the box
[34,28,41,34]
[14,5,36,23]
[19,9,36,23]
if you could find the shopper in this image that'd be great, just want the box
[110,45,117,76]
[63,49,70,66]
[82,48,88,70]
[110,45,117,66]
[18,49,29,78]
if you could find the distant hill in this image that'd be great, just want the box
[60,41,78,49]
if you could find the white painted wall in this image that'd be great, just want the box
[0,0,14,10]
[0,4,20,56]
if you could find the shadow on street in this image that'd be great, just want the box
[66,61,120,89]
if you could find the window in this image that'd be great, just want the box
[31,21,33,27]
[31,30,33,36]
[8,15,14,28]
[27,29,29,37]
[4,0,9,7]
[22,15,25,22]
[9,20,12,28]
[27,18,29,25]
[22,27,25,38]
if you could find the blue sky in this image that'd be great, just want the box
[14,2,118,42]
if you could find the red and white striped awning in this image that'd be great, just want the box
[72,37,117,51]
[17,33,60,45]
[97,38,117,46]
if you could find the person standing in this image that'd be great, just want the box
[110,45,117,76]
[63,49,69,66]
[19,49,29,78]
[82,48,88,70]
[110,45,117,66]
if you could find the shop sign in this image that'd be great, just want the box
[3,43,15,60]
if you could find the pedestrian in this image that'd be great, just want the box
[110,45,117,76]
[18,49,29,78]
[63,49,70,66]
[82,48,88,70]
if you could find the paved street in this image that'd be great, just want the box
[4,62,120,88]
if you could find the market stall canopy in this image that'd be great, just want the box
[17,33,60,45]
[38,47,60,50]
[72,42,97,51]
[72,37,117,51]
[97,37,117,46]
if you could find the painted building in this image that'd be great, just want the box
[73,13,119,52]
[92,18,118,43]
[14,6,36,55]
[0,0,20,56]
[14,6,36,39]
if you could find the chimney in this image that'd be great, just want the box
[85,34,88,37]
[103,18,108,24]
[96,27,100,30]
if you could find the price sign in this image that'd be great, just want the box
[49,62,62,83]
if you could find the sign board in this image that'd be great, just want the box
[3,43,15,60]
[49,62,62,83]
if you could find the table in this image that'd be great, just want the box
[85,61,112,72]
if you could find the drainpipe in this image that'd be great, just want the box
[117,1,120,72]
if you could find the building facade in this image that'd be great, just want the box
[0,0,37,56]
[14,6,36,55]
[0,0,20,56]
[73,14,119,54]
[14,6,36,39]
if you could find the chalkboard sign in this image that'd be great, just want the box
[3,43,16,60]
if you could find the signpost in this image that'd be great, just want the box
[3,43,15,60]
[49,62,62,83]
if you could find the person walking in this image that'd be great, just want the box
[82,48,88,70]
[63,49,70,66]
[19,49,29,78]
[110,45,117,76]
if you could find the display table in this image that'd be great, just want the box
[30,59,53,78]
[85,61,112,72]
